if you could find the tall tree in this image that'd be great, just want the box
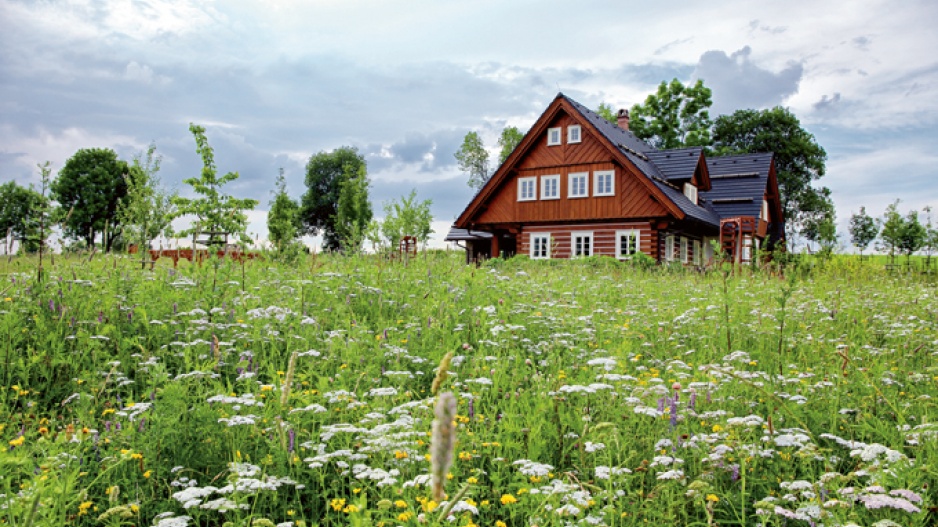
[454,131,490,190]
[51,148,129,251]
[171,124,258,246]
[380,189,434,249]
[119,143,176,253]
[629,78,713,149]
[300,146,366,251]
[0,181,48,254]
[267,168,301,251]
[596,103,617,125]
[922,206,937,270]
[848,206,879,257]
[333,164,372,253]
[879,200,904,264]
[497,126,524,165]
[800,187,837,254]
[898,209,927,265]
[712,107,830,246]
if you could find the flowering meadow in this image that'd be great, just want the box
[0,252,935,527]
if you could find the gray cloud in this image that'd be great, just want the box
[748,19,787,35]
[813,93,843,112]
[693,46,804,114]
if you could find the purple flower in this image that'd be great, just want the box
[468,399,475,420]
[288,429,296,453]
[689,390,697,410]
[657,397,666,413]
[669,397,678,429]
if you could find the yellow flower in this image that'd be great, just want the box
[467,477,478,484]
[500,494,517,505]
[394,450,409,459]
[343,504,359,514]
[78,501,93,515]
[143,470,152,478]
[458,451,472,461]
[395,500,408,509]
[397,511,414,522]
[422,500,438,512]
[712,424,724,433]
[9,436,25,447]
[3,297,11,302]
[496,521,507,527]
[330,498,346,512]
[706,494,719,503]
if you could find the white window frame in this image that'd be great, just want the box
[530,233,550,259]
[693,240,702,265]
[540,174,560,200]
[518,176,537,202]
[762,199,770,221]
[547,127,562,146]
[567,125,582,144]
[683,183,698,205]
[571,231,594,257]
[616,230,640,259]
[594,170,615,196]
[665,235,675,262]
[568,172,589,199]
[680,237,689,264]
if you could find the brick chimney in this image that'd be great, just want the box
[617,109,630,130]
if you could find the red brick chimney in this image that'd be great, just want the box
[617,109,630,130]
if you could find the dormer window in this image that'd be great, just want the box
[683,183,698,205]
[567,125,582,144]
[547,127,562,146]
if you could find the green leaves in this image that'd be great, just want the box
[380,189,433,249]
[300,146,368,251]
[629,78,713,149]
[171,124,258,245]
[497,126,524,165]
[454,131,489,190]
[0,180,48,253]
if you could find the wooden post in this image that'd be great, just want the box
[491,235,500,259]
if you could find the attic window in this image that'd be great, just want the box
[547,127,562,146]
[568,172,589,198]
[683,183,698,205]
[518,177,537,201]
[594,170,614,196]
[567,125,582,144]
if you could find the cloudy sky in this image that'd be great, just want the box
[2,0,937,249]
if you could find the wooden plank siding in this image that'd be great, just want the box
[475,112,668,225]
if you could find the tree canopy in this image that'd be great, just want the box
[51,147,129,251]
[333,164,372,253]
[596,103,617,125]
[300,146,367,251]
[380,189,433,249]
[629,79,713,149]
[267,168,302,251]
[712,107,829,245]
[454,131,490,190]
[0,181,48,253]
[171,124,258,246]
[119,143,176,251]
[848,207,879,256]
[497,126,524,165]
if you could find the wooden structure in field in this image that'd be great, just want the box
[446,94,784,264]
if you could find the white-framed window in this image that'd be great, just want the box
[693,240,702,265]
[547,127,562,146]
[665,235,675,262]
[680,237,689,264]
[568,172,589,198]
[541,174,560,200]
[683,183,698,205]
[616,230,639,259]
[530,233,551,259]
[567,125,582,144]
[518,176,537,201]
[571,231,593,257]
[594,170,615,196]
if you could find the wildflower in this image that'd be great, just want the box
[78,501,93,516]
[496,521,507,527]
[397,511,414,522]
[9,435,25,448]
[706,494,719,503]
[500,494,517,505]
[330,498,346,511]
[144,470,153,478]
[422,500,438,512]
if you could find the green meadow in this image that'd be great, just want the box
[0,252,935,527]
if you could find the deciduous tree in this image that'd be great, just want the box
[629,79,713,149]
[879,200,904,264]
[497,126,524,165]
[596,103,617,125]
[380,189,433,249]
[51,148,129,251]
[454,131,489,190]
[119,143,176,253]
[171,124,258,246]
[848,206,879,256]
[898,210,927,265]
[712,107,829,246]
[333,164,372,253]
[0,181,48,253]
[300,146,366,251]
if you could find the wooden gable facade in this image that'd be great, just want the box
[447,93,784,265]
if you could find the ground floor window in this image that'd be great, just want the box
[693,239,702,265]
[616,230,639,258]
[680,237,689,263]
[665,235,675,262]
[572,232,593,257]
[530,233,550,259]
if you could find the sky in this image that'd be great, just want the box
[2,0,937,250]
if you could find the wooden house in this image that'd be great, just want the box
[445,93,784,264]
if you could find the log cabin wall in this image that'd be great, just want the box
[518,221,653,259]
